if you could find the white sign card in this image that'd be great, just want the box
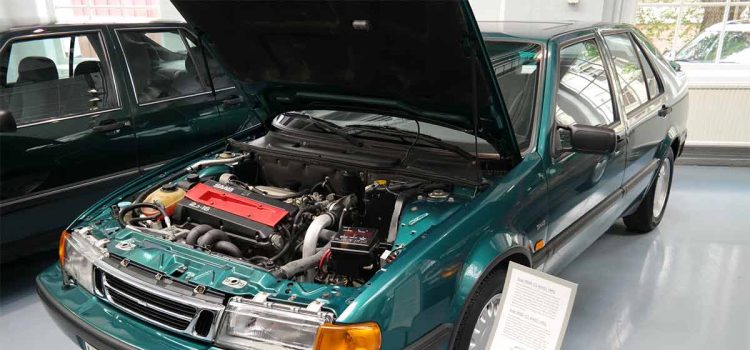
[487,262,578,350]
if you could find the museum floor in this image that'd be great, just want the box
[2,165,749,350]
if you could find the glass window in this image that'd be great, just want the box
[555,39,616,129]
[604,34,651,114]
[720,30,750,63]
[185,34,233,89]
[634,38,663,99]
[119,30,208,103]
[636,1,750,65]
[0,33,115,125]
[485,41,542,152]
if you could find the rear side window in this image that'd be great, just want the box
[633,39,662,100]
[555,39,616,128]
[118,29,210,103]
[603,33,651,114]
[184,35,233,89]
[0,33,116,125]
[486,41,542,152]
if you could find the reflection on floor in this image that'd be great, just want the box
[1,165,748,350]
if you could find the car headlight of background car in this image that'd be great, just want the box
[216,296,381,350]
[59,228,106,293]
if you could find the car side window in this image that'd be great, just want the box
[485,41,542,152]
[184,34,233,90]
[633,38,663,100]
[556,39,616,129]
[0,33,116,125]
[603,33,651,114]
[118,29,209,103]
[720,31,750,63]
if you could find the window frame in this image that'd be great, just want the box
[0,29,122,128]
[114,26,234,107]
[550,33,624,160]
[600,30,664,118]
[483,38,546,157]
[599,29,667,121]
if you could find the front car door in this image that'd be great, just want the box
[600,30,670,207]
[112,25,230,170]
[0,27,137,255]
[540,34,628,274]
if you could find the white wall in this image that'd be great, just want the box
[0,0,54,24]
[469,0,637,23]
[158,0,184,22]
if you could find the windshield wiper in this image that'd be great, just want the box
[281,112,363,147]
[342,124,475,161]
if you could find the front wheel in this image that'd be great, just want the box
[453,267,506,349]
[623,148,674,233]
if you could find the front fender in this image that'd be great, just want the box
[450,234,531,320]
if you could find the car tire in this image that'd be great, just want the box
[453,266,507,350]
[623,148,674,233]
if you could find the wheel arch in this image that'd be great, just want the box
[447,241,532,348]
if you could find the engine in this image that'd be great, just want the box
[116,150,454,287]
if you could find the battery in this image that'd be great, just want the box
[330,227,380,279]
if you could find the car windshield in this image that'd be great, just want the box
[675,30,720,62]
[273,110,498,156]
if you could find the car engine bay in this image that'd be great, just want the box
[115,141,474,287]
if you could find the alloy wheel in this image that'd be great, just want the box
[652,157,672,219]
[469,293,503,349]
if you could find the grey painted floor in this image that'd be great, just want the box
[1,165,748,350]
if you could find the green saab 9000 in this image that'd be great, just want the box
[37,1,689,349]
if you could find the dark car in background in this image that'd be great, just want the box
[0,21,253,261]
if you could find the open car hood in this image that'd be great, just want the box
[172,0,520,160]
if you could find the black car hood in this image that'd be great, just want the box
[172,0,520,160]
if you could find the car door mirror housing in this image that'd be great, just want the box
[559,124,617,154]
[0,110,17,132]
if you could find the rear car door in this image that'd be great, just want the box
[113,26,233,170]
[541,36,628,273]
[601,31,669,205]
[0,28,137,252]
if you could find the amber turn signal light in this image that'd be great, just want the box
[313,322,381,350]
[58,230,70,266]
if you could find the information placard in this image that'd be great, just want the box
[487,262,578,350]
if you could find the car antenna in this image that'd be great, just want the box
[198,31,216,96]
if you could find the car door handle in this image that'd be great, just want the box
[91,120,127,133]
[657,105,672,118]
[222,96,243,107]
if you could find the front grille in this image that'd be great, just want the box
[96,265,224,341]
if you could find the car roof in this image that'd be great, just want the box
[0,18,186,33]
[706,20,750,32]
[480,20,628,42]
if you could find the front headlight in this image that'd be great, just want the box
[59,228,106,293]
[216,296,334,350]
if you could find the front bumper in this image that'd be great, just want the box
[36,264,217,350]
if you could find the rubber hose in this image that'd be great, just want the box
[272,243,331,280]
[186,224,213,245]
[119,203,169,227]
[197,229,230,247]
[213,240,242,258]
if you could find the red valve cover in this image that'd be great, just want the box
[185,182,289,227]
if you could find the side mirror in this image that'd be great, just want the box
[0,110,17,132]
[559,124,616,154]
